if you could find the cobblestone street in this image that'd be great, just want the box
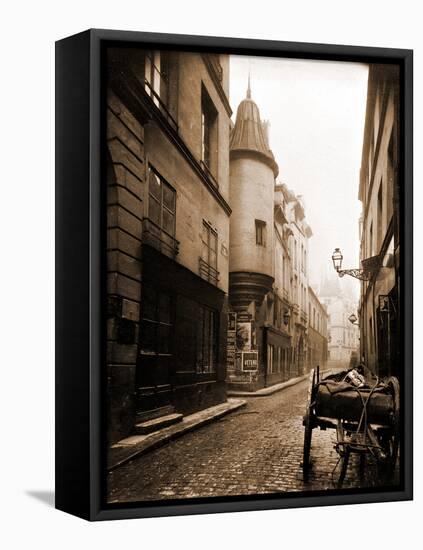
[108,376,396,503]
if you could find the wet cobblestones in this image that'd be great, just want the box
[108,378,397,503]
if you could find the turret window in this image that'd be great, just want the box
[255,219,267,246]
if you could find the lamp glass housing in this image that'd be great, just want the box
[348,313,358,325]
[332,248,343,271]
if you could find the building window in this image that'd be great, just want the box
[377,182,383,252]
[369,222,373,257]
[144,167,178,257]
[255,219,267,246]
[140,285,172,357]
[197,306,218,374]
[267,344,274,374]
[200,221,219,285]
[201,85,218,180]
[145,50,169,108]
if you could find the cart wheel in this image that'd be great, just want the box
[377,376,400,481]
[302,369,315,481]
[387,376,400,478]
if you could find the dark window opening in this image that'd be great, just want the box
[197,306,218,374]
[139,285,173,357]
[255,219,266,246]
[201,85,219,181]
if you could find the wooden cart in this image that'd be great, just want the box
[302,367,400,487]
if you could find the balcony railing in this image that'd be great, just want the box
[199,257,219,286]
[142,218,179,259]
[144,79,178,132]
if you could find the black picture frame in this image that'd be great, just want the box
[55,28,413,521]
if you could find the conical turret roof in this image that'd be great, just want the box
[230,79,279,177]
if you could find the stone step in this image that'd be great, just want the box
[136,404,175,424]
[134,413,183,435]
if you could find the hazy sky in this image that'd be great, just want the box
[229,55,369,297]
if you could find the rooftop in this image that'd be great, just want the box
[230,78,279,177]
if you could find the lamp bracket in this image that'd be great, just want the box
[337,268,373,281]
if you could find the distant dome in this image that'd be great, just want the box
[230,83,279,177]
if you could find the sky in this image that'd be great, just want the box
[229,55,369,298]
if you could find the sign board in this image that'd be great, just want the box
[237,312,252,323]
[228,312,237,331]
[242,351,258,372]
[227,312,237,369]
[236,322,252,351]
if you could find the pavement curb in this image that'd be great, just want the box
[108,398,247,472]
[227,374,309,397]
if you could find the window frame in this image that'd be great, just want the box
[144,50,170,107]
[145,166,178,256]
[200,221,219,285]
[201,84,219,179]
[196,304,219,375]
[255,219,267,247]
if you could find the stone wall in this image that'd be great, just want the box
[106,90,145,444]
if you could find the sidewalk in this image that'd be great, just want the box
[227,374,308,397]
[108,398,246,471]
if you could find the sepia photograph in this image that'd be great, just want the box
[104,44,403,505]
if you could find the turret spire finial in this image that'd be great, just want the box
[247,72,251,99]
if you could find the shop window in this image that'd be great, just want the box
[267,344,274,374]
[197,306,218,374]
[139,285,172,357]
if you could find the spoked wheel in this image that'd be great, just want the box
[386,376,400,478]
[302,369,316,481]
[377,376,400,482]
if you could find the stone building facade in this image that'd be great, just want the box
[226,86,325,391]
[307,286,328,371]
[226,83,279,391]
[106,48,232,443]
[358,64,400,377]
[320,274,359,369]
[284,189,313,376]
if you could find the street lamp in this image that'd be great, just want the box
[331,247,378,281]
[332,248,343,272]
[348,313,359,326]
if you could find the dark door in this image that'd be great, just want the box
[136,283,173,413]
